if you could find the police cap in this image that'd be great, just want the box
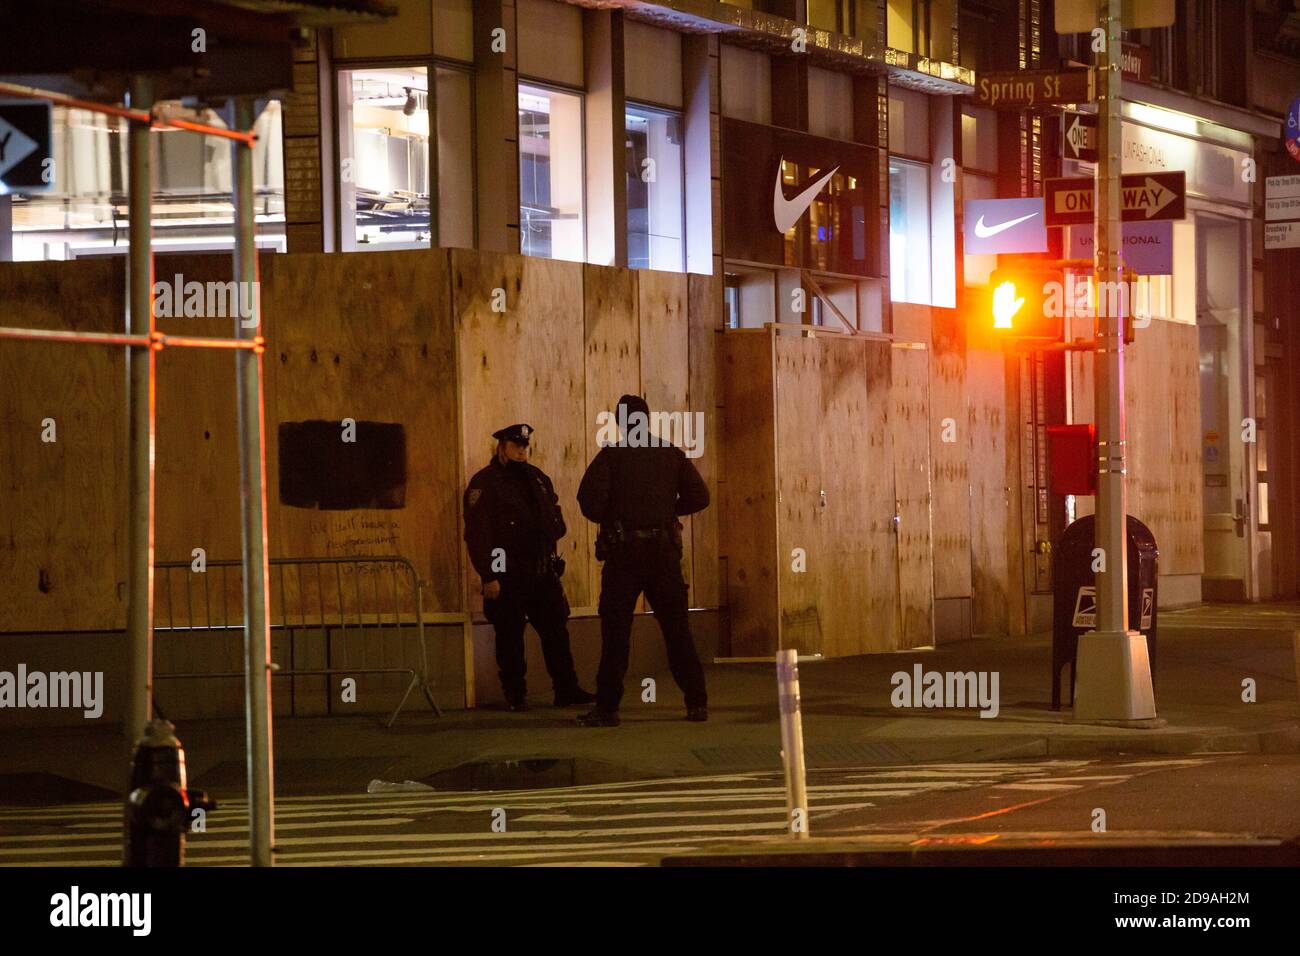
[492,423,534,446]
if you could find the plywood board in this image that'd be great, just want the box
[774,334,824,654]
[817,337,897,655]
[583,263,641,608]
[151,254,247,651]
[637,269,694,600]
[929,322,972,599]
[265,250,462,615]
[1125,319,1203,576]
[967,347,1011,636]
[1165,321,1204,573]
[0,258,127,632]
[454,249,591,609]
[892,345,935,648]
[719,331,777,655]
[687,273,722,608]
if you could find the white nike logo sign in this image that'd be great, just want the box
[973,212,1039,238]
[773,159,840,233]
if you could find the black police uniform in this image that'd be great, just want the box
[577,399,710,721]
[463,425,588,708]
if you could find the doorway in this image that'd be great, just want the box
[1196,213,1250,600]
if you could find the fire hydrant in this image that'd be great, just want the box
[122,719,214,867]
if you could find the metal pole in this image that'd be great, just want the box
[775,649,809,839]
[231,97,275,866]
[1074,0,1156,722]
[125,75,156,753]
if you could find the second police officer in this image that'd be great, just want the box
[576,395,711,726]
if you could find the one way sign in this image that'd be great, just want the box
[1044,170,1186,227]
[1062,112,1097,162]
[0,101,53,194]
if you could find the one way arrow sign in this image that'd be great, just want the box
[1062,112,1097,162]
[1044,170,1186,226]
[0,101,53,194]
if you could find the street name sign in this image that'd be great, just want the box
[1044,170,1186,226]
[974,69,1094,110]
[0,100,53,194]
[1265,175,1300,248]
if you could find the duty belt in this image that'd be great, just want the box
[629,528,668,540]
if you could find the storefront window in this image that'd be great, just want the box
[888,157,931,304]
[518,83,585,262]
[8,102,285,260]
[625,104,684,272]
[337,66,431,251]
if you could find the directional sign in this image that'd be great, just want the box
[1069,220,1173,274]
[1044,170,1186,226]
[974,69,1094,110]
[1062,112,1097,162]
[0,100,53,194]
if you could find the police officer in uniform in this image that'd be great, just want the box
[464,423,594,711]
[576,395,710,726]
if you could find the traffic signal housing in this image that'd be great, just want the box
[983,265,1065,344]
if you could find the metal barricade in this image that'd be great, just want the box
[154,555,441,727]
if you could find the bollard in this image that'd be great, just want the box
[776,649,809,840]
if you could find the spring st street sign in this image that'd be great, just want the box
[973,69,1094,109]
[1043,170,1186,226]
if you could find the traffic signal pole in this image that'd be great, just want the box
[1073,0,1157,723]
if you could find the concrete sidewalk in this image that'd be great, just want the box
[2,607,1298,804]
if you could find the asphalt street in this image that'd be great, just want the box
[2,754,1296,866]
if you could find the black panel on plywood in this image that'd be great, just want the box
[278,420,407,510]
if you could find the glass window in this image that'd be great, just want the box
[808,67,854,141]
[10,102,285,260]
[338,66,431,251]
[518,83,585,262]
[625,105,684,272]
[888,87,929,160]
[720,45,771,125]
[889,157,931,304]
[961,106,998,173]
[887,0,916,53]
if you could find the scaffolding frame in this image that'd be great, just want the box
[0,80,275,867]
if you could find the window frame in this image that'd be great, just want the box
[517,78,589,264]
[624,100,687,273]
[332,56,478,253]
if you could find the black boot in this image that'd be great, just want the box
[554,686,597,707]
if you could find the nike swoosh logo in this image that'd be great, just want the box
[773,159,840,233]
[973,212,1039,238]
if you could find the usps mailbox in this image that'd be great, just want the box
[1051,514,1158,710]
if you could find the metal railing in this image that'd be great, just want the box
[154,556,441,727]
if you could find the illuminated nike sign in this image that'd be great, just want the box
[963,197,1047,254]
[974,212,1039,238]
[773,160,840,233]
